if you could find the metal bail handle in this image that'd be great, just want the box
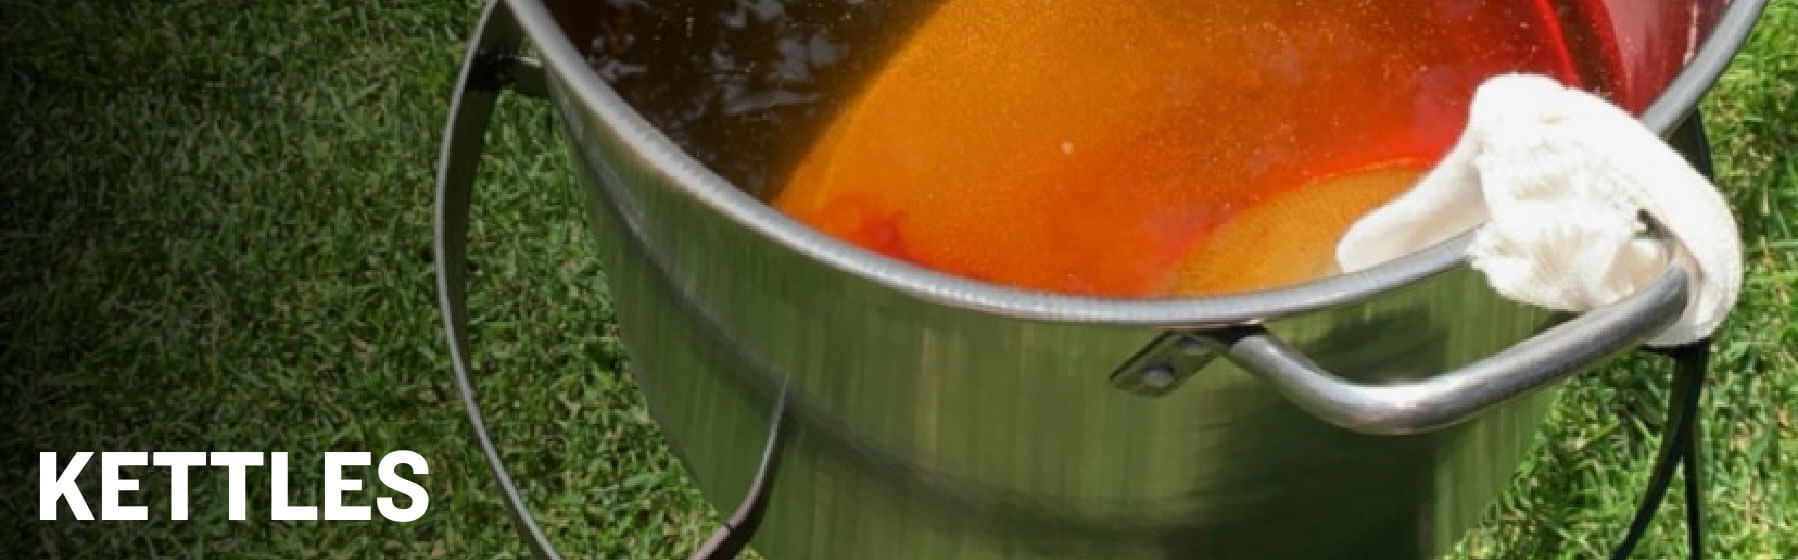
[1116,115,1718,437]
[434,2,563,559]
[433,2,779,559]
[1208,265,1687,436]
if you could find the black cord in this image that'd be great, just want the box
[1609,341,1710,560]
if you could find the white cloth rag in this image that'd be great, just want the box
[1335,74,1741,347]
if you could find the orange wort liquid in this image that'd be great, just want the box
[771,0,1583,297]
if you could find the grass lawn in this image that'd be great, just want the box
[1,0,1792,558]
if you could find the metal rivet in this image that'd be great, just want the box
[1139,365,1177,390]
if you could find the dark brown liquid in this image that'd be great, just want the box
[574,1,941,198]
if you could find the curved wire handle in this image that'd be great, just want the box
[432,3,563,557]
[434,2,779,558]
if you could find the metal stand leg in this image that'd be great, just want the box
[1608,114,1715,560]
[435,3,565,560]
[433,2,780,558]
[686,387,789,560]
[1671,113,1714,560]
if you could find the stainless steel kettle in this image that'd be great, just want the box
[435,1,1766,557]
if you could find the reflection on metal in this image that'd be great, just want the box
[432,0,1770,558]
